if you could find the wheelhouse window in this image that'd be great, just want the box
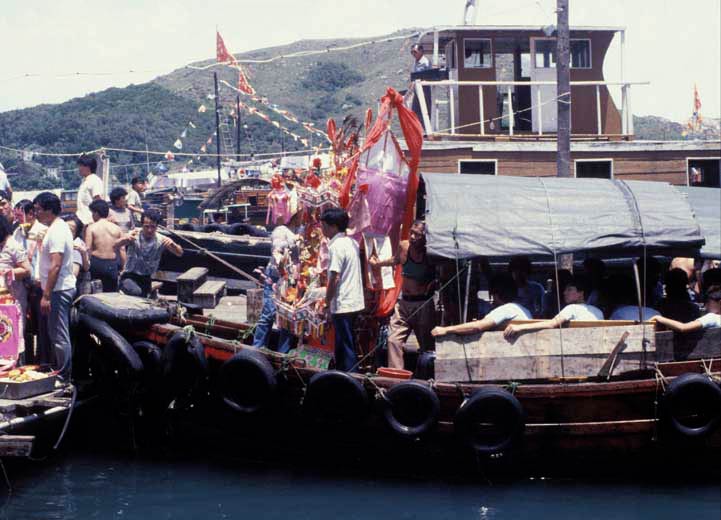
[534,39,590,69]
[463,39,492,68]
[570,39,591,69]
[688,158,721,187]
[575,159,613,179]
[459,160,497,175]
[534,39,556,68]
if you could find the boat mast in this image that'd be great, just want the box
[213,71,222,188]
[556,0,570,179]
[236,94,242,162]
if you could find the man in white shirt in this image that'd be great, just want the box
[321,207,364,372]
[0,163,12,201]
[504,274,603,340]
[33,192,76,377]
[432,273,532,338]
[411,44,431,73]
[76,154,105,225]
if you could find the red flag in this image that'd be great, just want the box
[216,31,233,63]
[237,66,256,96]
[693,84,702,113]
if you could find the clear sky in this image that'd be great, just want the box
[1,0,719,122]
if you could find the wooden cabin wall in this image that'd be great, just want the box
[569,32,622,135]
[419,148,721,184]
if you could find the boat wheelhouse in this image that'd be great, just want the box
[407,25,720,186]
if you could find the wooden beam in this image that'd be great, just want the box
[596,85,602,136]
[449,85,456,134]
[478,86,485,135]
[414,80,433,135]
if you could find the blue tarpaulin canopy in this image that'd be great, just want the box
[420,174,706,259]
[678,186,721,259]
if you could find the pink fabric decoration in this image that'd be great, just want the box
[356,167,408,236]
[266,189,291,225]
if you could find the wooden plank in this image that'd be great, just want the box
[177,267,208,304]
[436,324,658,382]
[193,280,227,309]
[246,288,264,323]
[0,435,35,457]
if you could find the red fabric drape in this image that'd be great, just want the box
[339,88,424,317]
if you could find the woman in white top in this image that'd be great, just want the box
[652,285,721,332]
[504,274,603,340]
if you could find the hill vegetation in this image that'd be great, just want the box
[1,29,717,191]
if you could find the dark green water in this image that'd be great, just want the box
[0,453,719,520]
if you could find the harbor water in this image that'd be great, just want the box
[1,451,719,519]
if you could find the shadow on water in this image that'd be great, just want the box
[0,404,719,519]
[0,444,719,520]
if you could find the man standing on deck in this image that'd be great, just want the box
[370,220,436,369]
[126,177,146,224]
[321,207,364,372]
[86,199,123,292]
[115,209,182,298]
[76,154,105,225]
[33,192,76,378]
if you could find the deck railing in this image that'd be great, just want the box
[414,79,649,138]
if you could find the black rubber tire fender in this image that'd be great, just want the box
[661,372,721,438]
[382,381,440,438]
[76,295,171,328]
[303,371,369,427]
[454,387,525,455]
[132,341,163,375]
[77,313,143,377]
[219,349,277,414]
[161,330,208,378]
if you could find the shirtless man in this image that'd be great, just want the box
[369,220,436,369]
[85,199,123,292]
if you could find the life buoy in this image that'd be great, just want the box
[76,294,171,329]
[76,313,144,377]
[454,387,525,455]
[382,381,440,438]
[219,350,277,414]
[661,372,721,438]
[303,371,369,427]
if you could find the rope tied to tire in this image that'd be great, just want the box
[365,374,390,404]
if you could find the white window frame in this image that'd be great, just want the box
[458,159,498,175]
[574,158,614,179]
[463,38,493,69]
[531,37,592,69]
[686,157,721,187]
[570,38,592,69]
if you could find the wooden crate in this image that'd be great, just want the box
[177,267,208,304]
[193,280,227,309]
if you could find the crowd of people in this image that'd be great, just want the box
[1,154,183,377]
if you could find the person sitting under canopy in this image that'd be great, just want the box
[652,285,721,332]
[503,274,603,340]
[432,273,532,337]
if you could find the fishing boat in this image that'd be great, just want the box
[67,172,721,474]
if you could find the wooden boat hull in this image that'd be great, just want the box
[131,317,721,474]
